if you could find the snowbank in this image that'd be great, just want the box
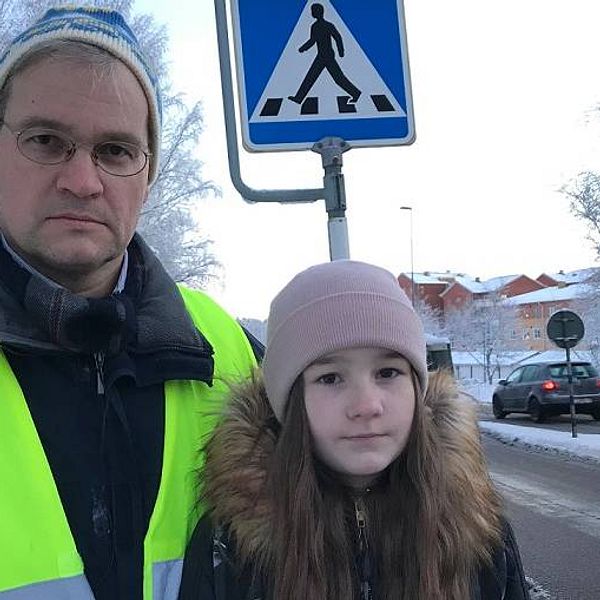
[479,421,600,463]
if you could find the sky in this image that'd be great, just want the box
[135,0,600,320]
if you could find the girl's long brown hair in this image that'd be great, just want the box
[258,371,497,600]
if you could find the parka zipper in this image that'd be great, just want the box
[354,498,373,600]
[94,352,105,396]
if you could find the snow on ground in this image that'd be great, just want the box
[460,381,496,403]
[527,578,553,600]
[479,421,600,463]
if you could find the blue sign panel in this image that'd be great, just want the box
[231,0,415,151]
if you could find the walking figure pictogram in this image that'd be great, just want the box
[288,3,362,105]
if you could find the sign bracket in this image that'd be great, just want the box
[214,0,325,205]
[214,0,351,259]
[312,137,350,260]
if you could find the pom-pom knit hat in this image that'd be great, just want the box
[0,6,161,184]
[263,260,428,422]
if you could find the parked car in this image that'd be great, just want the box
[492,361,600,422]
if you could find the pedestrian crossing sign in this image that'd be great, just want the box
[231,0,415,151]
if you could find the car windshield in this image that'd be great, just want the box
[548,363,598,379]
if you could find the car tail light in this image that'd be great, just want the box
[541,380,559,391]
[595,379,600,389]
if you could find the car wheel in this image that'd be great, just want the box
[592,409,600,421]
[528,398,545,423]
[492,396,507,419]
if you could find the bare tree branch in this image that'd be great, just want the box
[561,171,600,255]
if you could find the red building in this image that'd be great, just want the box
[398,271,453,313]
[398,272,544,319]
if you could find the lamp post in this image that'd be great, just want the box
[400,206,415,305]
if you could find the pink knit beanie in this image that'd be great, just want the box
[262,260,428,422]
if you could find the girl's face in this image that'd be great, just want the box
[302,347,416,489]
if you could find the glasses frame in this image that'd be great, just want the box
[0,121,152,177]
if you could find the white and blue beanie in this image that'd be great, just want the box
[0,6,161,184]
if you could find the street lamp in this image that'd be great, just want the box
[400,206,415,305]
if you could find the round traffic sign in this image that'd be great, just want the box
[546,310,585,349]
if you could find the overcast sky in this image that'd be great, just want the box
[136,0,600,319]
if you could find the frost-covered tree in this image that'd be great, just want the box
[0,0,219,286]
[562,171,600,257]
[412,297,445,338]
[443,294,521,383]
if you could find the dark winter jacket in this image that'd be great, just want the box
[178,372,530,600]
[0,234,261,600]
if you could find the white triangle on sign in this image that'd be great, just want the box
[249,0,406,123]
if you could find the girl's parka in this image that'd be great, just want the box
[178,370,529,600]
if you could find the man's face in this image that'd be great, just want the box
[0,57,150,287]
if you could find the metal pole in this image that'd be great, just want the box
[312,137,351,260]
[400,206,414,304]
[565,345,577,438]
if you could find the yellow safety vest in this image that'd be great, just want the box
[0,286,257,599]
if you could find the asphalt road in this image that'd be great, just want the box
[482,435,600,600]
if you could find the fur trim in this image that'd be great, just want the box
[201,369,503,568]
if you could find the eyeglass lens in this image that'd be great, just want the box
[16,128,147,176]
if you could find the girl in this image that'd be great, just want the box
[179,260,529,600]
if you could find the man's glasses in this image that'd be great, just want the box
[0,122,151,177]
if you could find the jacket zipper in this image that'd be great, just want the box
[354,498,373,600]
[94,352,105,396]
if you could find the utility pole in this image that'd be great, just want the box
[400,206,414,305]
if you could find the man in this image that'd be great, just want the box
[0,7,259,599]
[288,2,361,105]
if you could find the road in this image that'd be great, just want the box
[482,435,600,599]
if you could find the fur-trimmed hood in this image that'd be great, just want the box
[200,370,503,569]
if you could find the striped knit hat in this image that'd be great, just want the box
[263,260,428,422]
[0,6,161,184]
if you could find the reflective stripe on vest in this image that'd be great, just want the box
[0,575,93,599]
[0,286,256,599]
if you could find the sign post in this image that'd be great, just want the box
[214,0,415,260]
[546,310,585,438]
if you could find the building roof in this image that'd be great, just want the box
[452,349,593,367]
[540,267,598,285]
[404,269,596,303]
[440,274,522,296]
[519,349,593,365]
[405,271,463,285]
[452,350,536,367]
[481,274,522,291]
[505,282,591,305]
